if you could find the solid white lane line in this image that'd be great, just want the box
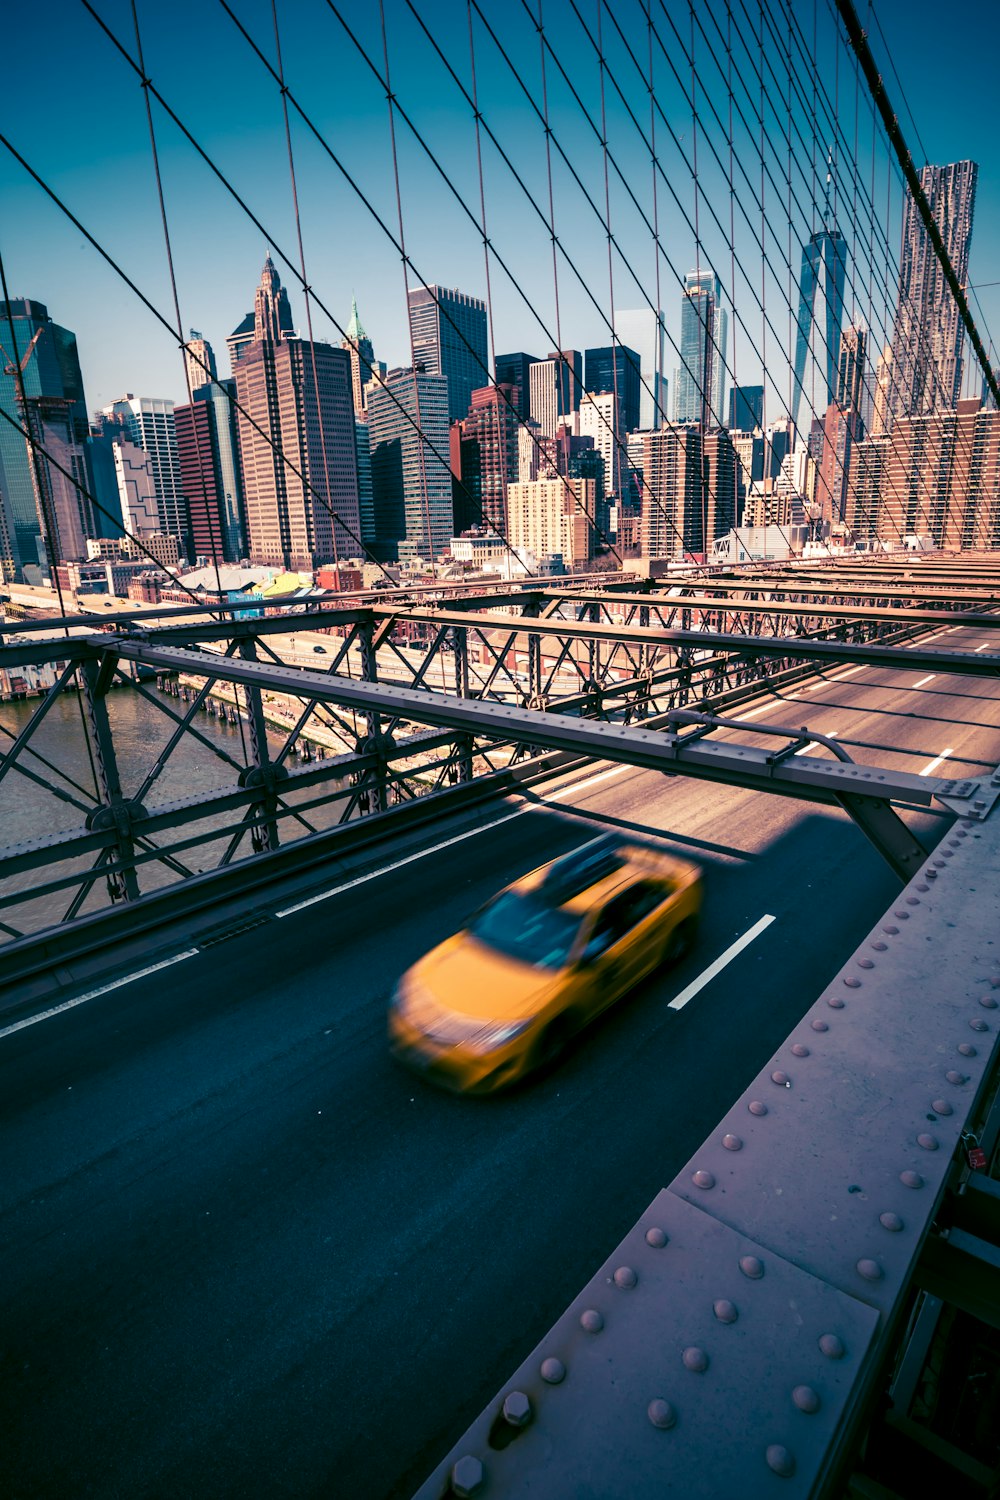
[924,629,949,643]
[805,663,868,691]
[276,765,632,917]
[975,643,990,653]
[668,913,776,1012]
[546,765,629,801]
[920,748,954,777]
[732,697,785,720]
[794,731,838,757]
[913,674,936,688]
[0,950,199,1041]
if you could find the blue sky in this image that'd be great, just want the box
[2,0,997,420]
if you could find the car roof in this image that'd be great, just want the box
[513,834,698,914]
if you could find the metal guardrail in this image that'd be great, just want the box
[415,808,1000,1498]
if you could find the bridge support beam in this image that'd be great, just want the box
[836,790,929,881]
[79,655,141,903]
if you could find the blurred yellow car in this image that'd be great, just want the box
[388,833,702,1094]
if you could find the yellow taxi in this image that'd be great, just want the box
[388,833,702,1094]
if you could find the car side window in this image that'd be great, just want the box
[591,890,642,951]
[628,881,666,924]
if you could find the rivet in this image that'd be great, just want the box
[843,977,861,989]
[945,1071,967,1085]
[906,897,920,905]
[792,1385,821,1413]
[819,1333,845,1359]
[933,860,946,868]
[917,1133,939,1151]
[811,1019,829,1032]
[540,1357,565,1384]
[942,849,954,857]
[766,1444,796,1478]
[692,1169,715,1190]
[714,1299,738,1323]
[991,977,1000,989]
[948,838,962,848]
[871,941,888,951]
[451,1455,485,1497]
[645,1227,668,1248]
[958,1043,978,1057]
[857,1258,883,1281]
[827,996,845,1009]
[748,1100,768,1116]
[879,1212,903,1232]
[791,1044,810,1057]
[771,1070,791,1087]
[857,958,875,969]
[931,1099,953,1116]
[956,829,968,838]
[882,924,899,934]
[648,1398,676,1429]
[970,1018,989,1032]
[740,1255,765,1280]
[614,1266,637,1289]
[894,911,911,920]
[925,869,938,879]
[980,995,998,1010]
[722,1133,743,1151]
[682,1346,709,1373]
[900,1170,924,1188]
[916,883,930,892]
[580,1309,604,1333]
[502,1391,532,1428]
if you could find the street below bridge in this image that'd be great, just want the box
[1,623,999,1498]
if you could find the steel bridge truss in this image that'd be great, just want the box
[1,576,999,966]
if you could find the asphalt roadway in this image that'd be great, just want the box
[2,623,999,1498]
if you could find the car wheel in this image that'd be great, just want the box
[664,918,697,965]
[533,1014,576,1072]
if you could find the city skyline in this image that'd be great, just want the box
[3,1,998,421]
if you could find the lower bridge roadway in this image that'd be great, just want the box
[1,620,998,1498]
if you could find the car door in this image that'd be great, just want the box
[578,884,660,1016]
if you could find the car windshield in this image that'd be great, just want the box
[469,891,582,970]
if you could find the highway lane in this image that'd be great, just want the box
[1,639,999,1499]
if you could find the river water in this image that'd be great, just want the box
[0,684,346,940]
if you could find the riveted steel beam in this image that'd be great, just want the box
[111,642,980,828]
[534,590,1000,628]
[368,608,1000,676]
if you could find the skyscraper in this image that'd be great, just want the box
[888,160,978,421]
[100,395,187,552]
[528,352,582,437]
[184,330,217,396]
[728,385,764,431]
[451,383,519,535]
[628,424,704,559]
[407,285,488,423]
[233,257,359,571]
[585,345,641,434]
[227,253,294,373]
[578,391,622,500]
[494,353,539,422]
[836,325,868,435]
[342,296,376,418]
[790,165,847,441]
[616,308,668,429]
[367,368,452,560]
[174,380,246,563]
[673,270,728,428]
[0,298,92,579]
